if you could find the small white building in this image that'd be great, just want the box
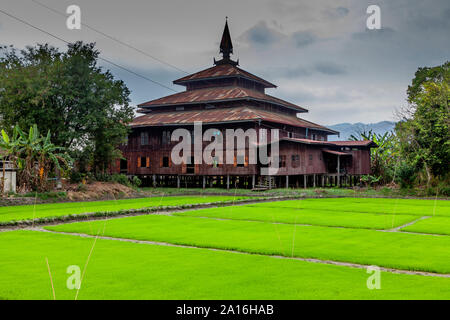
[0,161,16,193]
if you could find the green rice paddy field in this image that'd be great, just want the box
[1,196,449,299]
[0,195,248,222]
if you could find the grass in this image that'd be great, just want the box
[47,214,450,274]
[174,205,418,230]
[402,217,450,235]
[0,195,251,223]
[247,198,450,216]
[141,186,450,199]
[1,230,450,300]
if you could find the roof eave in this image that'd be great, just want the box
[173,75,277,88]
[138,97,308,113]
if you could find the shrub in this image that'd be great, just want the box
[70,171,84,184]
[111,174,131,187]
[395,161,416,188]
[131,176,142,187]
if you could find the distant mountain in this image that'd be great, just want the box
[327,121,396,141]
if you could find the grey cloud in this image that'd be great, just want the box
[323,6,350,19]
[239,21,285,46]
[351,27,396,41]
[314,62,347,75]
[291,31,317,47]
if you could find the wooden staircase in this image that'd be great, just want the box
[253,176,276,191]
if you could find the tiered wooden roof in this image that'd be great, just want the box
[138,86,306,112]
[132,20,337,136]
[132,106,337,133]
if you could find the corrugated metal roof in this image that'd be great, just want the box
[322,149,352,156]
[130,106,333,132]
[173,64,276,88]
[280,137,377,147]
[138,86,307,112]
[329,140,378,147]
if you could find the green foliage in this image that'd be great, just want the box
[360,174,381,187]
[397,61,450,185]
[0,42,133,175]
[69,171,85,184]
[131,175,142,187]
[0,124,72,192]
[395,161,416,188]
[350,130,399,183]
[111,173,130,187]
[21,191,67,200]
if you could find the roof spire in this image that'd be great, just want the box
[214,18,239,66]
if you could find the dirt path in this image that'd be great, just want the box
[388,216,431,232]
[36,228,450,279]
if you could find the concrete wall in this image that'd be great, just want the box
[0,170,16,193]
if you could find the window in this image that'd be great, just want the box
[236,155,245,167]
[175,106,184,111]
[138,156,149,168]
[287,132,293,138]
[161,156,170,168]
[120,159,128,173]
[140,132,149,146]
[279,155,286,168]
[161,130,171,145]
[213,156,219,168]
[312,133,317,140]
[291,154,300,168]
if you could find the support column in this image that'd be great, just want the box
[152,174,156,187]
[303,175,307,189]
[177,175,180,188]
[202,176,206,189]
[226,175,230,190]
[337,155,341,187]
[269,176,272,189]
[313,174,316,188]
[286,175,289,189]
[252,175,255,189]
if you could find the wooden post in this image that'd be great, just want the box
[313,174,316,188]
[337,155,341,187]
[321,175,324,187]
[226,175,230,190]
[177,175,180,188]
[202,176,206,189]
[152,174,156,187]
[303,175,307,189]
[286,175,289,189]
[252,175,255,189]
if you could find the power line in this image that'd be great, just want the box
[31,0,188,74]
[0,8,178,92]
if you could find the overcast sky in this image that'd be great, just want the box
[1,0,449,125]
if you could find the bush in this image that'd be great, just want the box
[131,176,142,187]
[111,174,131,187]
[395,161,416,188]
[69,171,85,184]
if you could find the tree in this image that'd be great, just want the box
[0,125,72,192]
[0,42,133,174]
[396,62,450,185]
[350,130,399,183]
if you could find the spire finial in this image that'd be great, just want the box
[214,18,238,66]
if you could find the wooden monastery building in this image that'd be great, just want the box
[114,21,377,189]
